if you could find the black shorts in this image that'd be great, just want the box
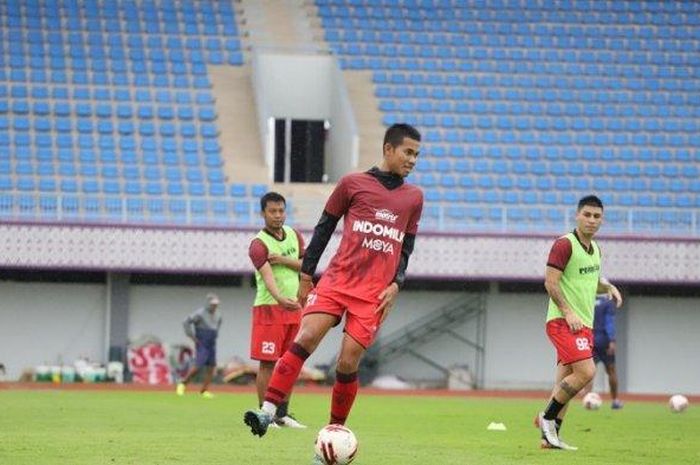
[593,337,615,367]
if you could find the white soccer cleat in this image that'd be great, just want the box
[538,412,562,449]
[275,414,308,429]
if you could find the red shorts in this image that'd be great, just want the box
[303,286,381,349]
[250,305,300,361]
[546,318,594,365]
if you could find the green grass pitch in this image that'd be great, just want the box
[0,389,697,465]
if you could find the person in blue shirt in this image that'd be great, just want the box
[176,293,222,398]
[592,290,623,409]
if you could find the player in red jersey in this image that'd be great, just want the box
[244,124,424,447]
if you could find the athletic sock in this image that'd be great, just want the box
[264,343,310,408]
[276,401,289,418]
[543,398,565,420]
[330,371,358,425]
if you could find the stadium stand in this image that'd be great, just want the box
[0,0,698,236]
[0,0,258,225]
[318,0,700,235]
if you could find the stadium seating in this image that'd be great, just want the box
[1,0,699,235]
[318,0,700,235]
[0,0,258,226]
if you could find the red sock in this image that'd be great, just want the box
[264,343,309,406]
[330,371,358,425]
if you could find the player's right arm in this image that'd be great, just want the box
[545,237,583,332]
[545,267,583,332]
[258,262,301,310]
[182,311,200,344]
[298,177,351,305]
[249,238,300,310]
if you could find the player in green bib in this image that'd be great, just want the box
[248,192,307,428]
[537,195,623,450]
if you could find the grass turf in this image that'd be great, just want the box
[0,389,698,465]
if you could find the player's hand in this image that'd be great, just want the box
[297,274,314,307]
[278,297,301,311]
[375,282,399,324]
[608,285,623,308]
[564,312,585,333]
[607,341,616,356]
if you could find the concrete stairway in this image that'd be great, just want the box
[343,70,386,171]
[305,2,386,170]
[209,65,267,184]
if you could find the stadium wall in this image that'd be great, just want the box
[0,281,106,380]
[1,223,699,283]
[1,280,698,395]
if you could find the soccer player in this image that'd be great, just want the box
[537,195,623,450]
[248,191,306,428]
[590,285,623,409]
[243,124,423,449]
[176,293,222,398]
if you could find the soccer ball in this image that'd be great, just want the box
[669,394,689,413]
[314,424,358,465]
[582,392,603,410]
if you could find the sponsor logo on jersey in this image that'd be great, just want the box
[374,208,399,223]
[361,237,394,254]
[579,264,600,275]
[352,220,405,242]
[352,220,405,255]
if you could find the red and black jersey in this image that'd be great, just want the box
[317,171,423,303]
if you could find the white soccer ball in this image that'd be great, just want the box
[669,394,689,413]
[314,424,358,465]
[583,392,603,410]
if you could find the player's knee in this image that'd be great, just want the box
[294,327,322,353]
[259,360,275,371]
[336,354,361,373]
[580,365,596,383]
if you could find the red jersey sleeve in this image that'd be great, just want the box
[324,176,351,217]
[406,191,424,235]
[292,228,306,258]
[248,238,269,270]
[547,237,572,271]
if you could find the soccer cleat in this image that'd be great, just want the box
[201,391,214,399]
[176,383,185,396]
[533,412,546,439]
[244,409,273,437]
[275,414,308,429]
[311,454,325,465]
[538,412,562,449]
[611,399,624,409]
[535,412,578,451]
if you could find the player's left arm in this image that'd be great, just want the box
[597,277,622,308]
[376,194,423,323]
[375,232,415,323]
[268,229,305,271]
[268,254,302,270]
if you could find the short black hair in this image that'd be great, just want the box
[383,123,421,148]
[260,191,286,211]
[578,195,604,211]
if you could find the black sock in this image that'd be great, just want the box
[543,398,565,420]
[555,418,563,432]
[276,401,289,418]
